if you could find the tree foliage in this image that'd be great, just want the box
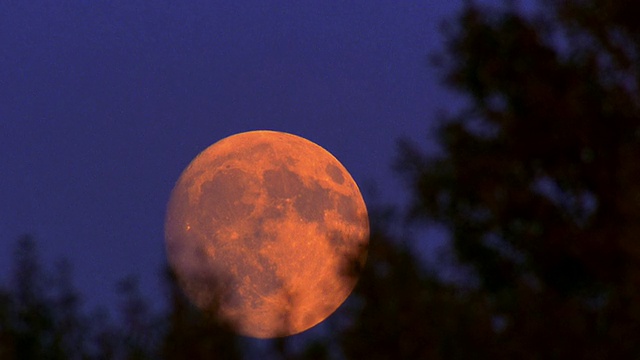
[397,0,640,357]
[0,236,242,360]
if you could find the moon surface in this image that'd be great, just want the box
[165,130,369,338]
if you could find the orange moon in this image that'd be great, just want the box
[164,130,369,338]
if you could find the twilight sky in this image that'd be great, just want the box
[0,1,464,312]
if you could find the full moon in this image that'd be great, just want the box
[165,130,369,338]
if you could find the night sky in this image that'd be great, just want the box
[0,1,463,313]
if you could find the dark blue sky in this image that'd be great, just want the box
[0,1,464,312]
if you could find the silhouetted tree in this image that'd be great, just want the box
[160,267,242,360]
[0,237,244,360]
[338,210,497,359]
[0,235,91,359]
[396,0,640,357]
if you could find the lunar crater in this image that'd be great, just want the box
[325,163,345,184]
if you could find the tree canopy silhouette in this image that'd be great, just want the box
[0,235,244,360]
[396,0,640,357]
